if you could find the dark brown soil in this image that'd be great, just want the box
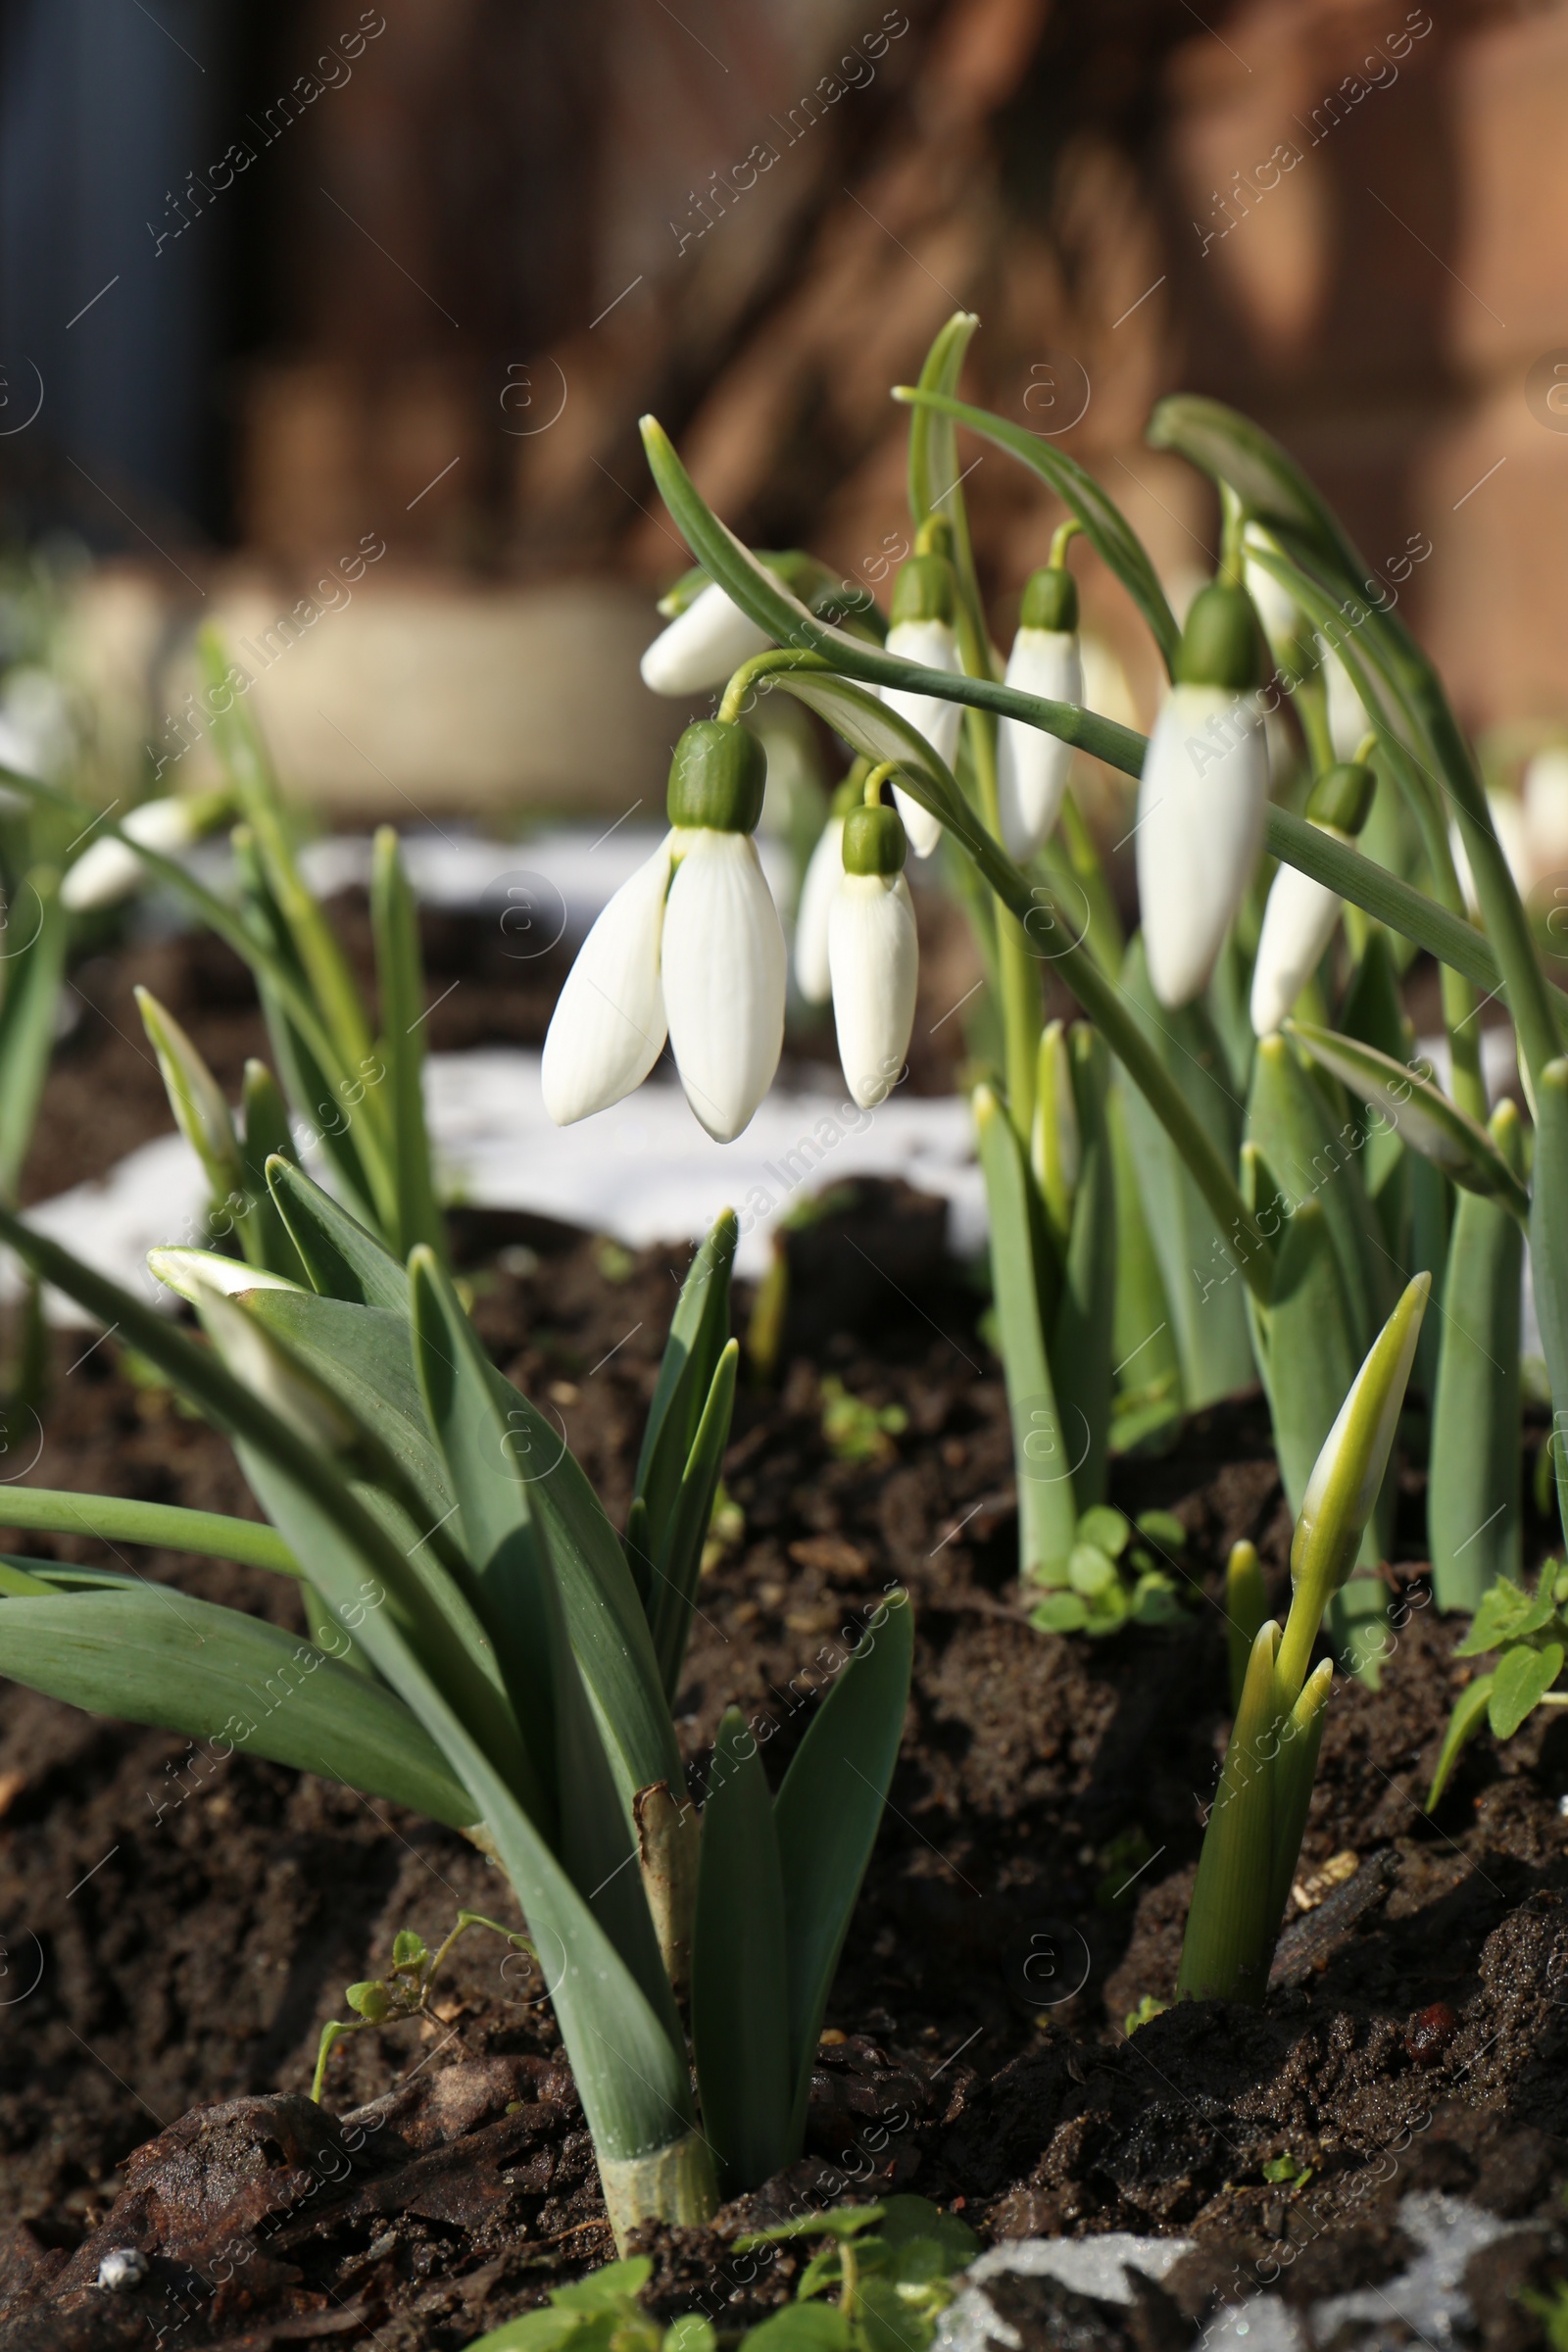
[0,919,1563,2346]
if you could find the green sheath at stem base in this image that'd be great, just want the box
[598,2131,719,2252]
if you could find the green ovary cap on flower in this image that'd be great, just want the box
[1173,581,1265,692]
[842,803,907,877]
[1019,564,1079,634]
[890,553,956,628]
[1305,760,1376,835]
[666,720,767,834]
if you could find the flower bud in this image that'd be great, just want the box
[1138,580,1270,1008]
[148,1248,303,1304]
[1281,1272,1430,1696]
[189,1276,360,1454]
[63,796,200,912]
[1249,761,1374,1037]
[997,565,1082,861]
[640,580,773,696]
[882,555,962,857]
[829,808,917,1110]
[136,986,244,1200]
[1030,1020,1079,1245]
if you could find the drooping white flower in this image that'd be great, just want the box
[541,836,673,1125]
[1250,760,1376,1036]
[1137,581,1270,1009]
[63,795,202,912]
[640,579,773,696]
[794,812,844,1005]
[996,564,1082,861]
[542,719,786,1143]
[828,803,918,1110]
[879,553,962,858]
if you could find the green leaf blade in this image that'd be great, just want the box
[692,1707,793,2192]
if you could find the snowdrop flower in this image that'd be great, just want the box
[62,795,207,912]
[1137,580,1271,1009]
[997,564,1082,861]
[1250,760,1375,1036]
[1242,526,1305,671]
[1449,792,1532,914]
[828,801,918,1109]
[881,553,961,858]
[794,808,846,1005]
[543,719,785,1143]
[1324,642,1370,761]
[640,578,774,696]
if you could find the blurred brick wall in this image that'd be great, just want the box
[1158,0,1568,735]
[232,0,1568,737]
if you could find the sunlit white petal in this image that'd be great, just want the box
[997,628,1081,860]
[662,829,785,1142]
[541,837,672,1124]
[640,582,773,696]
[828,871,918,1110]
[794,815,843,1004]
[1137,684,1270,1008]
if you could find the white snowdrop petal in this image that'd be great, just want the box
[640,582,773,696]
[828,873,919,1110]
[891,783,944,860]
[1137,683,1270,1008]
[1250,843,1345,1036]
[662,830,786,1142]
[541,839,672,1125]
[1323,644,1369,761]
[794,815,844,1004]
[881,617,963,841]
[997,628,1081,860]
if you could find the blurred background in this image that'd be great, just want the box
[2,0,1566,825]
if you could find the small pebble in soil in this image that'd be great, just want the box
[97,2248,149,2293]
[1405,2000,1460,2068]
[1558,1792,1568,1818]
